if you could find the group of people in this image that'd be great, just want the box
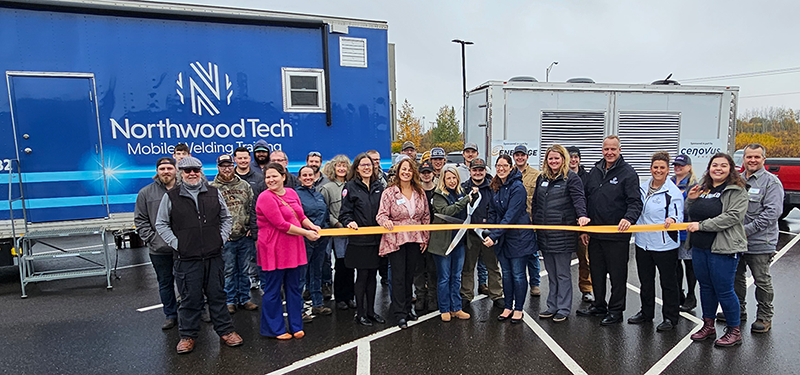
[133,136,782,354]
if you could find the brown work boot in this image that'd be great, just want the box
[220,332,243,347]
[714,326,742,347]
[176,338,195,354]
[451,310,471,320]
[530,286,541,297]
[240,301,258,311]
[478,284,490,295]
[227,304,236,314]
[441,313,451,322]
[751,319,772,333]
[691,318,717,341]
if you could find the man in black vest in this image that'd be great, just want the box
[155,156,243,354]
[576,136,642,325]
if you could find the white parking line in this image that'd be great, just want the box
[137,304,163,312]
[356,341,370,375]
[265,295,487,375]
[522,314,588,375]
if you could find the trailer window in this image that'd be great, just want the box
[281,68,326,113]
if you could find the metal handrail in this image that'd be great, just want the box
[8,158,28,249]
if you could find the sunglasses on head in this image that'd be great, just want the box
[308,151,321,157]
[182,167,202,174]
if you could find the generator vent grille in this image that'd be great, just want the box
[618,112,681,176]
[540,111,606,168]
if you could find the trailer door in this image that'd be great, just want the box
[7,73,108,222]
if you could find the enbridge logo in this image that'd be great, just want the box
[176,62,233,116]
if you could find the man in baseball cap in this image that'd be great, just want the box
[566,146,593,302]
[401,141,417,160]
[512,144,542,297]
[430,147,446,179]
[458,142,481,182]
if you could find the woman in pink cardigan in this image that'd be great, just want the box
[256,163,321,340]
[376,158,430,329]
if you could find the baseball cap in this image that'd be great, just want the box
[470,158,487,170]
[156,157,176,168]
[463,142,478,151]
[566,146,581,158]
[253,139,270,153]
[419,161,434,173]
[402,141,416,151]
[513,145,528,155]
[217,154,234,166]
[673,154,692,166]
[430,147,446,159]
[177,156,203,170]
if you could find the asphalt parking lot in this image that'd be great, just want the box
[1,212,800,375]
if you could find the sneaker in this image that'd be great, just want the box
[162,318,177,330]
[227,304,236,314]
[311,306,332,316]
[176,338,195,354]
[220,332,243,347]
[240,301,258,311]
[553,313,568,322]
[250,277,259,290]
[716,311,747,322]
[539,310,556,319]
[751,319,772,333]
[302,313,313,323]
[302,290,311,301]
[322,284,333,300]
[582,292,595,303]
[478,284,490,295]
[530,286,541,297]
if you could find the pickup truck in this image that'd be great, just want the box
[764,158,800,218]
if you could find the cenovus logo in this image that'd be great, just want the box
[176,62,233,116]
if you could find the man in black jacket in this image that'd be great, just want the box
[155,156,243,353]
[576,136,642,325]
[460,159,504,308]
[134,157,179,330]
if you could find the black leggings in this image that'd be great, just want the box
[334,257,355,303]
[354,268,377,318]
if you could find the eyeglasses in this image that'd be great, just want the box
[495,163,511,169]
[271,158,287,163]
[358,163,372,168]
[308,151,321,157]
[182,167,202,174]
[219,165,234,170]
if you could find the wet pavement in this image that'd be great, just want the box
[2,213,800,375]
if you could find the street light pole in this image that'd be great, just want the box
[546,61,559,82]
[452,39,473,139]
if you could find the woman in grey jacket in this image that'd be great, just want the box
[319,155,354,311]
[630,152,684,332]
[685,153,748,348]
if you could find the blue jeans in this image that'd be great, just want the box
[692,247,741,327]
[497,253,529,311]
[432,245,466,313]
[149,253,178,320]
[527,252,541,287]
[477,256,488,285]
[222,237,253,305]
[300,238,330,308]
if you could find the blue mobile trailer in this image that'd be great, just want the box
[0,0,393,234]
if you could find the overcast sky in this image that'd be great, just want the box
[151,0,800,127]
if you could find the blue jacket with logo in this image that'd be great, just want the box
[488,168,537,258]
[634,178,684,251]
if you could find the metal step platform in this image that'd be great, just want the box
[17,226,113,298]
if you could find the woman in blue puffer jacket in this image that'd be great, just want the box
[484,154,536,324]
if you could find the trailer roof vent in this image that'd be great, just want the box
[508,76,538,82]
[566,78,595,84]
[651,79,681,85]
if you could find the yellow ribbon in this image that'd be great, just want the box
[319,223,688,237]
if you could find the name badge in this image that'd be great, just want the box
[749,187,760,195]
[396,198,407,205]
[541,181,549,187]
